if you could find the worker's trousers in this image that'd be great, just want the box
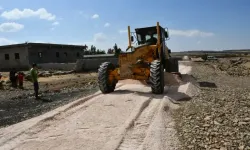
[33,81,39,98]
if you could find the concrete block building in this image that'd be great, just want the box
[0,42,86,71]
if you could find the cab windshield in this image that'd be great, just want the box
[137,33,158,45]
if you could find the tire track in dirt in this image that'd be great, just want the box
[0,69,192,150]
[0,93,104,150]
[117,98,160,150]
[101,95,153,150]
[138,97,180,150]
[1,84,154,150]
[0,85,128,150]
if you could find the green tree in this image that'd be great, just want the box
[96,49,100,54]
[99,50,106,54]
[107,48,114,54]
[83,44,89,55]
[201,53,208,61]
[113,43,121,57]
[90,45,96,54]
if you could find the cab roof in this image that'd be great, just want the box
[135,26,164,35]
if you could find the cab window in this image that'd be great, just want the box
[145,35,151,41]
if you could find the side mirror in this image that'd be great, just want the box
[168,49,171,53]
[131,36,134,42]
[165,31,169,39]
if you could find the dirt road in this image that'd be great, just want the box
[0,73,98,127]
[0,62,197,150]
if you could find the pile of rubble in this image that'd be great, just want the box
[173,61,250,149]
[217,58,250,76]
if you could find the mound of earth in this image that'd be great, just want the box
[217,58,250,76]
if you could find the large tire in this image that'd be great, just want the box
[165,58,179,72]
[98,62,117,94]
[149,60,165,94]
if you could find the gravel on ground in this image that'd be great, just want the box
[173,58,250,150]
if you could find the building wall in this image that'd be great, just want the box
[28,45,84,64]
[38,63,76,71]
[0,46,30,71]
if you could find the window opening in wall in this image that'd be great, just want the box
[15,53,20,60]
[5,54,9,60]
[38,52,42,58]
[64,52,68,57]
[56,52,59,58]
[77,52,80,57]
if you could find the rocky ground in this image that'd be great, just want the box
[0,72,98,127]
[216,57,250,76]
[173,57,250,150]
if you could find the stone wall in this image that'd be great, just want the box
[38,63,76,71]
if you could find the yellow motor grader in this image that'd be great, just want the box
[98,22,179,94]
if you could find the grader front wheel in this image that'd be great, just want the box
[149,60,165,94]
[98,62,117,94]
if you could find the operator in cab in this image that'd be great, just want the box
[146,32,158,45]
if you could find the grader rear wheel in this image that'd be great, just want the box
[165,57,179,72]
[98,62,117,94]
[171,58,179,72]
[149,60,165,94]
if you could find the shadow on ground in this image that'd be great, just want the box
[198,82,217,88]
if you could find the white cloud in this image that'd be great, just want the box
[119,29,127,34]
[0,38,16,45]
[1,8,56,21]
[0,22,24,32]
[169,29,214,37]
[52,21,59,26]
[50,27,55,31]
[69,41,94,46]
[91,14,99,19]
[94,32,107,42]
[104,23,110,27]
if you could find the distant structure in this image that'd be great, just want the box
[0,42,86,71]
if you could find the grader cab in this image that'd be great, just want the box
[98,22,179,94]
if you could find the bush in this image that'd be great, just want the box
[201,54,208,61]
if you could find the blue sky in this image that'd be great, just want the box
[0,0,250,51]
